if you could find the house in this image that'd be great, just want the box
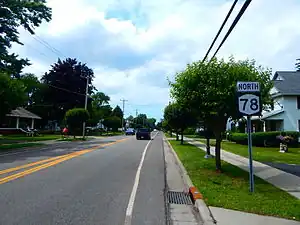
[5,107,42,129]
[251,71,300,132]
[0,107,42,135]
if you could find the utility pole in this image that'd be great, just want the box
[81,74,89,139]
[120,99,128,132]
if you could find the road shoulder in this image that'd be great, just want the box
[163,136,203,225]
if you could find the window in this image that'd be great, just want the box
[297,97,300,109]
[298,120,300,132]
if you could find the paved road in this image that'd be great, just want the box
[0,132,166,225]
[264,162,300,177]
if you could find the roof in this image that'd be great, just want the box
[272,71,300,96]
[261,109,284,120]
[251,109,284,121]
[6,107,42,119]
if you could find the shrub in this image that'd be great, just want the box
[183,128,196,135]
[231,131,299,147]
[65,108,90,136]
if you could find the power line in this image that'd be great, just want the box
[210,0,252,61]
[202,0,239,62]
[46,84,87,97]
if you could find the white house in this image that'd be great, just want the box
[251,71,300,132]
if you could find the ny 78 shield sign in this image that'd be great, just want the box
[237,93,262,116]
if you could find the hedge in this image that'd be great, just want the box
[229,131,300,147]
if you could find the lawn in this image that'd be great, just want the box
[0,134,62,143]
[0,142,44,151]
[169,140,300,221]
[197,138,300,164]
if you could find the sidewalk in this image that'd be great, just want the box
[184,137,300,199]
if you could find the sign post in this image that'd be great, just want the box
[237,81,262,193]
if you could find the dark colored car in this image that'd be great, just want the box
[125,128,135,135]
[136,128,151,140]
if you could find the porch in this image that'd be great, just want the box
[4,107,42,129]
[251,109,284,132]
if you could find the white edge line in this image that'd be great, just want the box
[124,132,159,225]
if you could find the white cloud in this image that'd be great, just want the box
[12,0,300,119]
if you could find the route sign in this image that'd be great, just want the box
[237,81,262,116]
[237,81,260,92]
[236,81,262,193]
[238,94,260,116]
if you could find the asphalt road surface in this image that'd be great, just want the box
[0,132,166,225]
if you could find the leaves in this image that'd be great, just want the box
[0,0,51,74]
[0,72,27,123]
[41,58,95,122]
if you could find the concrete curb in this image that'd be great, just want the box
[164,136,216,225]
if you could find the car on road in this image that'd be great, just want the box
[125,128,135,135]
[136,128,151,140]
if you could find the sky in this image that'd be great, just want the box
[11,0,300,121]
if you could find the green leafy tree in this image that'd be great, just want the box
[134,114,147,128]
[156,120,163,130]
[111,105,123,119]
[103,116,121,132]
[0,73,27,124]
[164,102,197,144]
[41,58,95,122]
[296,58,300,71]
[0,0,52,75]
[147,118,156,129]
[65,108,89,138]
[89,92,111,126]
[19,73,41,105]
[170,57,273,170]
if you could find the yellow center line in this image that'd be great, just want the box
[0,155,69,176]
[0,137,129,185]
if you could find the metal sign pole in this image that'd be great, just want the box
[247,115,254,192]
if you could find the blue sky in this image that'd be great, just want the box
[12,0,300,121]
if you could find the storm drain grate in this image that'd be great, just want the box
[167,191,193,205]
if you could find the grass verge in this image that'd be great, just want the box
[169,140,300,221]
[0,143,44,151]
[198,138,300,164]
[0,135,61,143]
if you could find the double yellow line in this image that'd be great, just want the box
[0,138,128,185]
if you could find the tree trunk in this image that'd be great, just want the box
[176,132,179,141]
[170,131,172,137]
[206,138,211,155]
[180,132,183,145]
[215,135,222,171]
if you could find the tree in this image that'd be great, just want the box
[0,0,52,75]
[156,120,163,130]
[170,57,273,170]
[41,58,95,122]
[103,116,121,132]
[164,102,197,144]
[19,73,41,105]
[296,58,300,71]
[111,105,123,119]
[147,118,156,129]
[126,115,134,128]
[0,73,27,124]
[89,92,111,126]
[65,108,89,138]
[134,114,147,128]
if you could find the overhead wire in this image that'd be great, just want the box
[202,0,239,62]
[210,0,252,61]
